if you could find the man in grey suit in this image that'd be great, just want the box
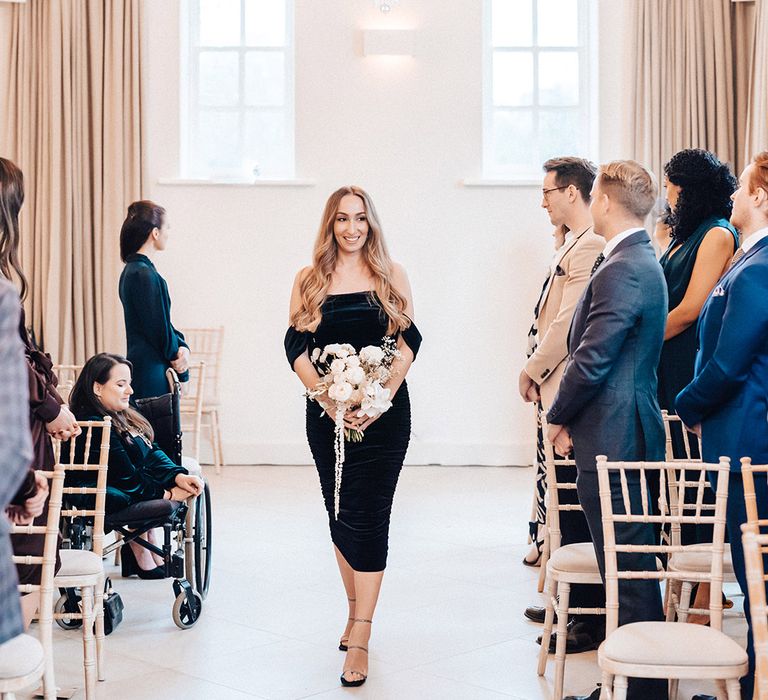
[546,161,668,700]
[0,279,33,648]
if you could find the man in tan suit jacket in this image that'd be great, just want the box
[520,157,606,654]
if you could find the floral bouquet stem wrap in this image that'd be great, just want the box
[306,337,401,519]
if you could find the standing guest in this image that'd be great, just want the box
[285,186,421,687]
[520,157,606,655]
[0,279,34,650]
[118,201,190,400]
[547,160,668,700]
[676,151,768,700]
[658,150,738,619]
[0,157,80,630]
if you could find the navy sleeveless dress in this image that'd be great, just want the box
[285,292,421,572]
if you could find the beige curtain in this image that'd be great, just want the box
[1,0,142,363]
[630,0,739,181]
[744,0,768,161]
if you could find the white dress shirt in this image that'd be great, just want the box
[602,227,644,259]
[741,225,768,253]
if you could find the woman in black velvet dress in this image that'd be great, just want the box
[285,186,421,688]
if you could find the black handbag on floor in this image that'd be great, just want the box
[103,577,124,635]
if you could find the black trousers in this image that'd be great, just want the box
[577,469,668,700]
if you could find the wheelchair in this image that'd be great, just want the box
[57,370,213,630]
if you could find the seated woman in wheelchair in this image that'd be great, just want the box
[66,352,202,578]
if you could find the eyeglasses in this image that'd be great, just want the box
[542,185,571,199]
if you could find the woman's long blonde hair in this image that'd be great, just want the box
[291,186,410,335]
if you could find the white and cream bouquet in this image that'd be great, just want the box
[307,336,401,518]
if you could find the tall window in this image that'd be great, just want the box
[484,0,594,180]
[182,0,294,180]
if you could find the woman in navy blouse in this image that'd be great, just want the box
[118,201,189,400]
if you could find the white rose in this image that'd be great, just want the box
[345,366,365,385]
[330,358,347,375]
[328,381,353,403]
[345,355,361,368]
[311,348,321,362]
[359,345,385,365]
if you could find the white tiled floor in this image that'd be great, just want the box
[18,465,746,699]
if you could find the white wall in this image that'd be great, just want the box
[141,0,632,466]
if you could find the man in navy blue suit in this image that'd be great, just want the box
[677,151,768,700]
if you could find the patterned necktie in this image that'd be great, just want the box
[728,247,745,270]
[590,252,605,276]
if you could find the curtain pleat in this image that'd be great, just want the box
[631,0,739,182]
[1,0,142,363]
[745,0,768,160]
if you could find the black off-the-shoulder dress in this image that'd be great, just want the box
[285,292,421,572]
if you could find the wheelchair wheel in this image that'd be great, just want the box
[172,590,202,629]
[193,480,212,598]
[54,593,83,630]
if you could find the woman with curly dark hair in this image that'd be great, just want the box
[658,149,738,620]
[659,149,738,420]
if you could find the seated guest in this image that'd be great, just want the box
[546,160,668,700]
[0,278,34,651]
[677,151,768,700]
[67,353,202,578]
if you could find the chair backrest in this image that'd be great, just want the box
[56,418,112,557]
[742,458,768,530]
[179,362,206,459]
[52,364,83,404]
[741,524,768,700]
[11,467,65,693]
[180,327,223,404]
[661,410,701,461]
[596,456,730,635]
[540,416,581,552]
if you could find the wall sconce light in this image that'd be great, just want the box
[373,0,400,12]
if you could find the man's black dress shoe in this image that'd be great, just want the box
[536,620,604,654]
[563,685,601,700]
[524,605,546,623]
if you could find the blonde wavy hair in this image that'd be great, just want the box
[291,186,411,335]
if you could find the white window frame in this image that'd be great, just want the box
[180,0,295,182]
[482,0,597,183]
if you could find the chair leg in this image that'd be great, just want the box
[669,677,679,700]
[665,579,680,622]
[537,574,557,676]
[678,581,693,623]
[537,532,549,593]
[724,678,741,700]
[211,408,223,474]
[81,586,96,699]
[613,676,628,700]
[599,671,613,699]
[553,582,572,700]
[94,576,106,682]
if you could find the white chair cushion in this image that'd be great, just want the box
[603,622,747,667]
[549,543,600,573]
[181,455,202,477]
[0,633,44,678]
[668,545,734,575]
[56,549,103,577]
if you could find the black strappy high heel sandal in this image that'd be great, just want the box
[339,597,355,651]
[340,617,371,687]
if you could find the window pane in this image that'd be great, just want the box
[491,109,535,169]
[538,109,582,160]
[245,0,286,47]
[194,111,241,178]
[491,0,532,47]
[537,0,579,47]
[493,52,534,106]
[199,51,239,106]
[539,51,579,106]
[245,52,285,106]
[244,111,291,178]
[199,0,241,47]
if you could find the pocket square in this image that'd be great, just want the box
[712,285,726,297]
